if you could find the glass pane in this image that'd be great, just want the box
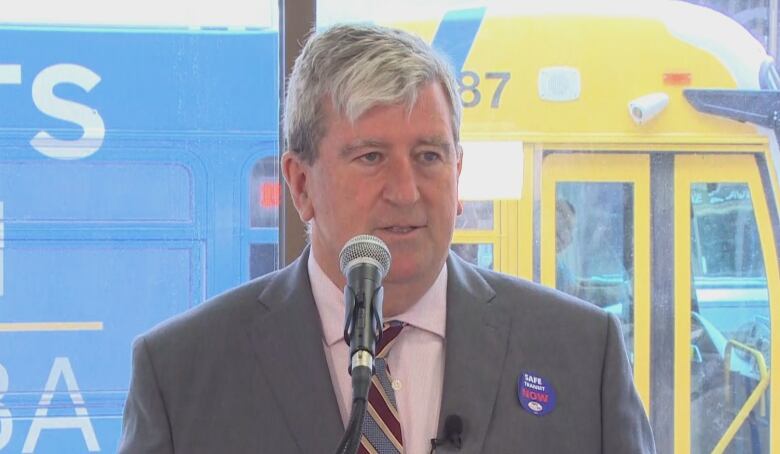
[690,183,770,454]
[684,0,770,50]
[450,243,493,270]
[250,156,280,228]
[556,182,634,358]
[250,243,279,279]
[3,0,277,28]
[455,201,494,230]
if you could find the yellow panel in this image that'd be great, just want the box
[459,15,756,138]
[391,10,768,147]
[540,151,651,411]
[539,141,768,151]
[765,147,780,218]
[515,143,535,279]
[673,156,695,454]
[499,199,517,275]
[674,154,780,454]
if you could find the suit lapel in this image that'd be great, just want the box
[246,249,343,453]
[437,253,512,452]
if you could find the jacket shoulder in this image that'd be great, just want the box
[474,266,610,327]
[137,268,282,347]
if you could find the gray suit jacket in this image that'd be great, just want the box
[119,250,655,453]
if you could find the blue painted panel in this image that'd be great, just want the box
[0,23,278,453]
[0,240,203,453]
[0,28,279,139]
[432,7,486,73]
[0,161,193,223]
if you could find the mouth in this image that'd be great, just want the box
[378,225,425,235]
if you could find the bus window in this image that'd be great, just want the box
[247,155,280,280]
[556,182,635,357]
[250,156,280,228]
[450,243,494,269]
[452,200,502,271]
[689,182,770,454]
[689,0,770,49]
[455,201,494,230]
[250,243,279,279]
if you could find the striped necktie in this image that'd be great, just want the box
[359,321,405,454]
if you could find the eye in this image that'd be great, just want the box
[420,151,442,163]
[359,151,382,164]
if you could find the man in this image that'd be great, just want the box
[119,24,655,453]
[556,199,579,296]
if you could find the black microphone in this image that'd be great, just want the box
[333,235,392,454]
[339,234,391,379]
[429,414,464,452]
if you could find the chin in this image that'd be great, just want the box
[385,262,422,284]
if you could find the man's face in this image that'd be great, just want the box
[287,82,462,293]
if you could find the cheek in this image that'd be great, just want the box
[309,173,343,211]
[311,177,375,226]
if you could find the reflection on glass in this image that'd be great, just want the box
[455,201,494,230]
[250,156,280,228]
[555,182,634,358]
[451,243,493,269]
[686,0,769,49]
[318,0,478,27]
[689,183,770,454]
[250,243,278,279]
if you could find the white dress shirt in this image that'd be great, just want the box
[308,253,447,454]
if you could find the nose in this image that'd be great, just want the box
[382,156,420,206]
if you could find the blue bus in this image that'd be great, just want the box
[0,25,279,452]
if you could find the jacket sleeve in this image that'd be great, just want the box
[118,336,175,454]
[601,313,656,453]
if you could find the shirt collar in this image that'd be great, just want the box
[308,252,447,347]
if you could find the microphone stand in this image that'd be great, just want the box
[333,270,383,454]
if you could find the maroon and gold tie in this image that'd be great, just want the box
[358,321,405,454]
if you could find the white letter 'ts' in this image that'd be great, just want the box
[30,64,105,160]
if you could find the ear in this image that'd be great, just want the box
[456,144,464,216]
[281,151,314,222]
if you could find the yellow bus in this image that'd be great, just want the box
[395,2,780,453]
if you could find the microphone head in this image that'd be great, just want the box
[339,234,392,279]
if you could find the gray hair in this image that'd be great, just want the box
[284,23,462,163]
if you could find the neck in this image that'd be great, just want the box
[380,280,433,318]
[310,246,443,319]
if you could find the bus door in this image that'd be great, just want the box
[540,151,651,409]
[674,153,779,454]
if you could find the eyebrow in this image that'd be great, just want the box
[340,136,454,157]
[339,139,387,157]
[418,136,454,151]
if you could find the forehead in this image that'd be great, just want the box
[319,82,454,142]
